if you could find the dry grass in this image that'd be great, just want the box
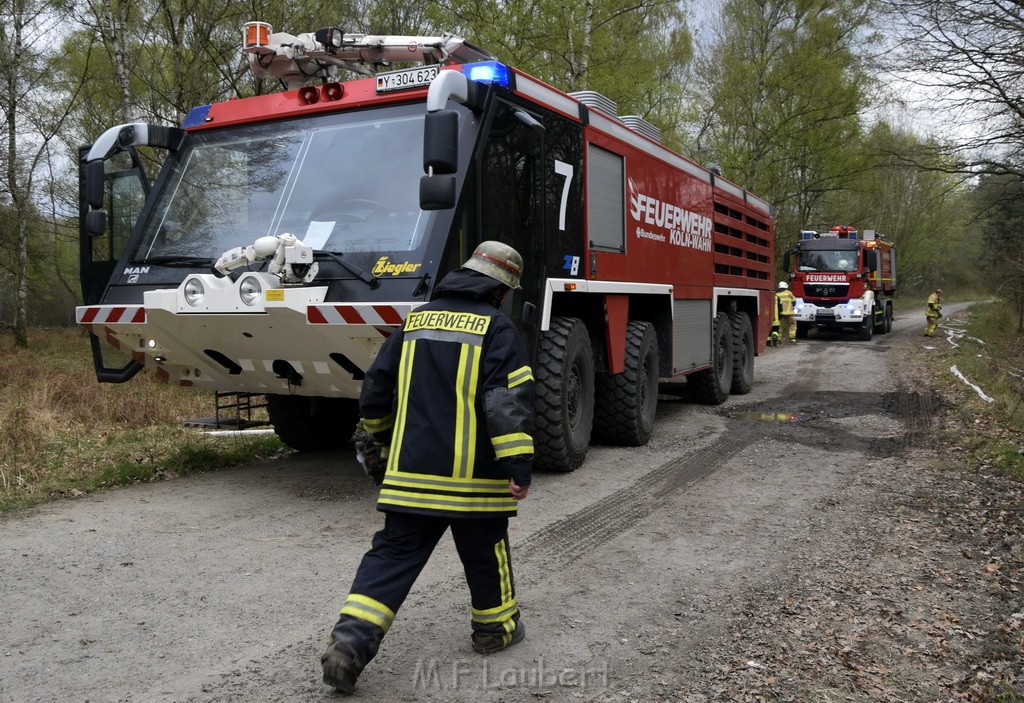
[0,328,283,512]
[929,302,1024,479]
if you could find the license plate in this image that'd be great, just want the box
[375,65,440,93]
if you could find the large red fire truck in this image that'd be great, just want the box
[783,225,896,340]
[77,23,775,471]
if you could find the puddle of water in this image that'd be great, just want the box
[734,412,807,423]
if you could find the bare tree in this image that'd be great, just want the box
[0,0,80,346]
[884,0,1024,178]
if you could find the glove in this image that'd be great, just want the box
[355,440,388,485]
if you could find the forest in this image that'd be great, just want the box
[2,0,1023,347]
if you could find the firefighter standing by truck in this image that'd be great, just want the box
[776,282,798,343]
[321,241,535,695]
[924,288,943,336]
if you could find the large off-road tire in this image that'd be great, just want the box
[729,311,754,395]
[266,394,360,451]
[796,322,810,339]
[534,317,595,471]
[883,305,893,334]
[690,312,734,405]
[593,321,659,446]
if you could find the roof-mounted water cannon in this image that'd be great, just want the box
[242,21,494,91]
[829,225,858,239]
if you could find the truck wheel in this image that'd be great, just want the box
[796,322,809,339]
[690,312,734,405]
[883,305,893,333]
[593,321,659,446]
[728,311,754,395]
[873,305,886,333]
[266,394,360,451]
[534,317,595,471]
[858,314,874,341]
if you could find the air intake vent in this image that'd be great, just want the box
[621,116,661,143]
[570,90,617,117]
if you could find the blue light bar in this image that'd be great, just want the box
[463,61,511,87]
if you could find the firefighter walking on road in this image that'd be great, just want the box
[924,288,943,337]
[321,241,535,695]
[776,281,797,343]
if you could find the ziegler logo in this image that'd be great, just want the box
[628,178,712,252]
[372,257,422,276]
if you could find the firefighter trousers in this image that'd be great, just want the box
[329,510,521,658]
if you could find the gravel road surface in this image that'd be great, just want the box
[2,302,1020,702]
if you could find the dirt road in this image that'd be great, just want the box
[2,304,1020,702]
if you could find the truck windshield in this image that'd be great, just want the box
[134,104,428,264]
[796,249,858,273]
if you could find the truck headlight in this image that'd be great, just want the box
[184,278,206,307]
[239,276,263,306]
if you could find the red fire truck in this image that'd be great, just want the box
[783,225,896,340]
[77,23,775,471]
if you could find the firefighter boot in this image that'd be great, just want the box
[472,620,526,655]
[321,616,384,694]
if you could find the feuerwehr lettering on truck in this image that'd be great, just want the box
[628,177,712,252]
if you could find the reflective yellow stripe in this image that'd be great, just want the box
[388,339,416,472]
[492,432,534,458]
[361,415,393,434]
[382,473,509,493]
[340,593,396,632]
[377,489,517,513]
[495,538,512,606]
[453,343,480,479]
[507,365,533,388]
[472,597,518,624]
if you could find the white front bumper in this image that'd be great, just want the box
[76,274,419,395]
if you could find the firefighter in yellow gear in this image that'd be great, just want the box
[322,241,535,695]
[776,282,797,343]
[924,288,943,336]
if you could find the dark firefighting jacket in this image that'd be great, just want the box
[359,269,535,518]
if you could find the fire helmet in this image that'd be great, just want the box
[463,240,524,290]
[777,281,789,290]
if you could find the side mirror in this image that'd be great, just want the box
[85,160,105,209]
[419,174,456,210]
[423,110,458,175]
[781,250,793,273]
[85,209,107,236]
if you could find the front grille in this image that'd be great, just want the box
[804,284,848,298]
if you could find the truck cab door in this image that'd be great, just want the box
[78,145,149,305]
[475,99,545,347]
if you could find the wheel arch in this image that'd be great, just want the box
[712,288,765,355]
[542,279,673,377]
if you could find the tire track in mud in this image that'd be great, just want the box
[517,424,763,567]
[518,384,937,567]
[894,387,935,448]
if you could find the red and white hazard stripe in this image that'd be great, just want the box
[307,303,417,326]
[76,305,146,325]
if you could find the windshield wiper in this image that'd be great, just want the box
[139,255,215,268]
[316,251,379,289]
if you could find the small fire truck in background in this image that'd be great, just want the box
[783,225,896,340]
[77,22,776,471]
